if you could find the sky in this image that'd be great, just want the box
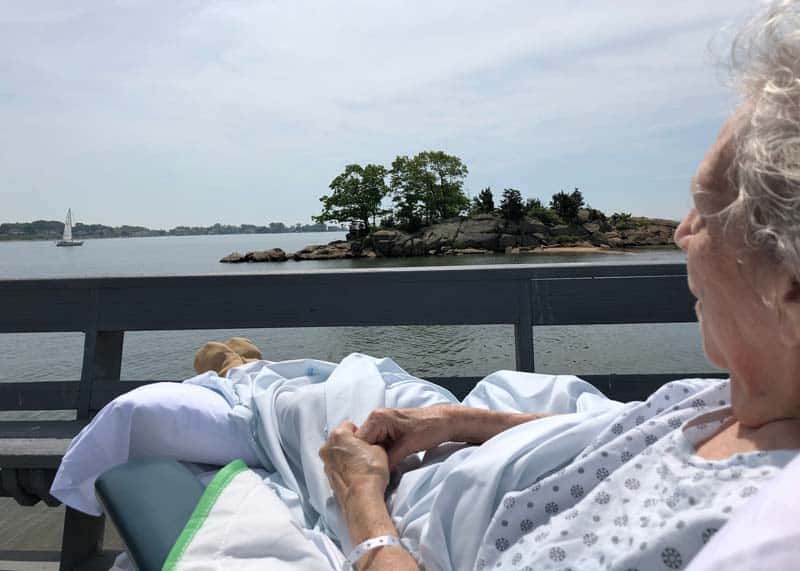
[0,0,761,229]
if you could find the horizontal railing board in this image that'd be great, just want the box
[0,421,88,468]
[532,275,696,325]
[0,381,157,411]
[93,280,521,330]
[0,382,80,411]
[0,262,689,332]
[0,287,94,334]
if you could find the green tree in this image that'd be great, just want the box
[549,188,585,223]
[499,188,525,222]
[610,211,633,229]
[471,187,495,214]
[525,198,562,225]
[313,163,389,232]
[390,151,470,229]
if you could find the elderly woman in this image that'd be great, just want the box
[51,2,800,570]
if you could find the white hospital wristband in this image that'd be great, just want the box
[342,535,402,570]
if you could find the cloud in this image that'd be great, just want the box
[0,0,757,226]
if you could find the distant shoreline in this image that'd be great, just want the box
[0,228,346,243]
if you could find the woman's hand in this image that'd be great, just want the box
[355,405,457,469]
[319,421,390,504]
[357,406,553,469]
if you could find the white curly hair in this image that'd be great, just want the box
[729,0,800,278]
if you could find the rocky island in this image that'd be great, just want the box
[220,151,680,264]
[220,210,678,263]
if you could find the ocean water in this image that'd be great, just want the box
[0,234,720,404]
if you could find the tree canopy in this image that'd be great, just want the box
[313,153,605,236]
[549,188,585,223]
[390,151,470,230]
[471,187,495,214]
[313,163,389,231]
[499,188,525,222]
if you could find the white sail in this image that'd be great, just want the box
[63,209,73,241]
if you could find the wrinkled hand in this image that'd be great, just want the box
[319,421,390,502]
[355,405,456,470]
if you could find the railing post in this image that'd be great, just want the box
[59,506,106,571]
[514,279,534,372]
[77,330,124,420]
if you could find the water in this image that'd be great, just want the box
[0,234,719,407]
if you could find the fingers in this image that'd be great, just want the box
[387,444,413,470]
[356,409,390,443]
[319,421,357,457]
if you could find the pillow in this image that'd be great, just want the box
[50,381,260,516]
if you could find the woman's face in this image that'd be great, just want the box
[674,110,774,373]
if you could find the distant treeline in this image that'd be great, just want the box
[0,220,347,241]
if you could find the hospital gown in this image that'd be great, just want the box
[480,390,796,570]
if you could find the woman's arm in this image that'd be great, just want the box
[356,405,553,468]
[319,422,420,570]
[448,406,552,444]
[341,485,419,570]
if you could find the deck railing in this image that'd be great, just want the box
[0,261,723,569]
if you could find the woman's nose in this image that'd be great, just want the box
[674,208,696,250]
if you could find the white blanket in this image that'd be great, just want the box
[52,353,721,570]
[184,354,636,569]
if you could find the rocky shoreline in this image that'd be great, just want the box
[220,212,678,263]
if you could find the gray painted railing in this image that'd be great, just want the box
[0,261,723,569]
[0,262,705,413]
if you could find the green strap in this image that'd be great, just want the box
[162,459,249,571]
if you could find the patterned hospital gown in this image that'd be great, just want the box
[478,379,797,570]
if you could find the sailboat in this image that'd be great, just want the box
[56,209,83,247]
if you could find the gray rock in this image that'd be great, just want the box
[584,221,611,234]
[245,248,288,262]
[454,215,501,250]
[446,247,492,256]
[550,224,573,237]
[293,242,355,261]
[521,234,544,247]
[419,221,462,252]
[454,232,499,250]
[402,238,426,257]
[220,252,246,263]
[371,229,409,257]
[520,217,548,235]
[588,232,609,246]
[459,215,501,234]
[498,234,518,249]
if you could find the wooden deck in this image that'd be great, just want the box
[0,499,122,571]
